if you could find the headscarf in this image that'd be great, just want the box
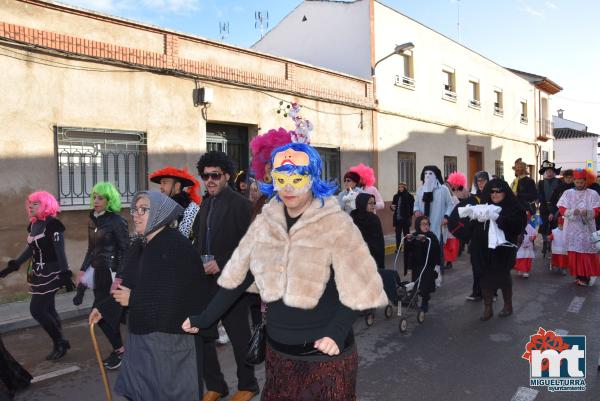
[132,190,183,237]
[419,165,443,217]
[414,215,430,235]
[350,193,385,269]
[471,171,490,196]
[481,178,521,210]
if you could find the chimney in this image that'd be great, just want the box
[557,109,564,119]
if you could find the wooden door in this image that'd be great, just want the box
[468,150,483,187]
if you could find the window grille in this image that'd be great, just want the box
[56,127,147,208]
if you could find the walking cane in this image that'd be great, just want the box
[90,322,113,401]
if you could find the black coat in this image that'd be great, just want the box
[0,334,31,397]
[192,186,252,294]
[98,227,215,337]
[514,176,537,213]
[81,211,129,295]
[473,199,527,289]
[351,193,386,269]
[391,190,415,227]
[403,231,440,295]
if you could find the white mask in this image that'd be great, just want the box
[423,170,438,192]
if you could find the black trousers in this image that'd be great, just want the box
[470,249,483,296]
[29,292,62,344]
[93,288,123,350]
[395,220,411,249]
[202,294,258,394]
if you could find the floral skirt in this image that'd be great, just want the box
[261,343,358,401]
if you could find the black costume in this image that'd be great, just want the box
[513,175,537,214]
[475,179,527,320]
[391,188,415,249]
[0,334,31,400]
[191,186,258,396]
[75,211,129,351]
[0,217,71,360]
[351,193,386,270]
[403,216,441,312]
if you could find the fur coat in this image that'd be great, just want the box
[218,196,388,311]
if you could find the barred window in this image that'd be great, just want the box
[443,156,458,179]
[315,147,340,186]
[398,151,417,192]
[56,127,147,208]
[495,160,504,179]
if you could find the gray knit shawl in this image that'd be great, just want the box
[132,190,183,236]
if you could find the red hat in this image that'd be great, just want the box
[149,166,201,204]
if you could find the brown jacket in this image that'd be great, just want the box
[218,196,388,310]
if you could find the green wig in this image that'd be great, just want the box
[90,182,122,213]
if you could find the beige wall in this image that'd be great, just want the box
[0,1,374,298]
[0,0,165,53]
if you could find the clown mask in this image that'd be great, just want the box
[271,171,312,194]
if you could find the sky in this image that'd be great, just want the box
[58,0,600,133]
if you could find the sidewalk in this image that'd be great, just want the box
[0,234,398,334]
[0,291,93,334]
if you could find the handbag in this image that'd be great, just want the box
[245,308,266,365]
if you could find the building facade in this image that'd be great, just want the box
[0,0,375,297]
[553,128,599,172]
[253,0,561,200]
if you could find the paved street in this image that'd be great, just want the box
[4,246,599,401]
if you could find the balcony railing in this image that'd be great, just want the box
[520,114,528,124]
[537,119,553,141]
[395,75,415,88]
[469,99,481,109]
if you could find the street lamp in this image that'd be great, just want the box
[371,42,415,76]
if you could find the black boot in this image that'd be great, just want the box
[46,339,70,361]
[499,287,513,317]
[72,284,86,306]
[480,289,494,321]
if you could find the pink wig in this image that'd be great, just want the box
[26,191,60,223]
[447,171,467,189]
[250,128,292,180]
[349,163,376,187]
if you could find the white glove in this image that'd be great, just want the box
[489,211,500,221]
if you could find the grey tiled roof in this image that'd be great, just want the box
[553,128,598,139]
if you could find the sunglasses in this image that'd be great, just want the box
[200,172,223,181]
[490,189,504,194]
[452,186,464,191]
[343,178,354,183]
[367,201,376,205]
[130,207,150,216]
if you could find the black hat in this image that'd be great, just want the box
[539,160,561,176]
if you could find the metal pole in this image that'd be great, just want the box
[90,322,113,401]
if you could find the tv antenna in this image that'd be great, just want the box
[219,21,229,41]
[255,10,269,38]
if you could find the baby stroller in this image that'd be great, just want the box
[364,235,433,333]
[397,234,434,332]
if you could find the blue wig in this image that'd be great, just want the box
[259,143,338,203]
